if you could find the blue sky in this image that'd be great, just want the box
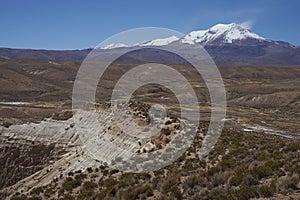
[0,0,299,49]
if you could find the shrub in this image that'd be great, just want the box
[212,172,229,187]
[271,151,283,160]
[257,182,276,197]
[44,187,55,197]
[101,178,119,188]
[75,173,87,181]
[11,195,29,200]
[285,163,300,174]
[207,188,231,200]
[78,189,95,199]
[87,167,93,173]
[234,184,258,200]
[168,185,182,199]
[82,181,97,190]
[254,151,268,161]
[62,177,82,191]
[283,143,300,152]
[250,165,273,179]
[62,194,75,200]
[277,173,300,193]
[219,157,237,171]
[120,184,153,200]
[242,174,259,186]
[144,185,154,197]
[230,168,245,186]
[119,173,138,186]
[30,187,44,195]
[207,165,221,176]
[265,160,283,171]
[185,175,201,189]
[162,176,180,193]
[68,171,74,176]
[110,169,119,175]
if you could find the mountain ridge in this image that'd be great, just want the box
[1,23,300,66]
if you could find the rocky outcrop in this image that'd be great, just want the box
[0,102,189,197]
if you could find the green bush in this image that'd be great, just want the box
[78,189,95,199]
[207,165,221,176]
[169,186,183,199]
[120,184,153,200]
[11,195,28,200]
[100,177,119,189]
[62,177,82,191]
[283,143,300,152]
[62,194,75,200]
[44,187,55,197]
[242,174,259,186]
[110,169,119,175]
[234,184,258,200]
[30,187,44,195]
[75,173,87,181]
[11,196,42,200]
[144,185,154,197]
[278,173,300,193]
[219,157,237,171]
[285,163,300,174]
[230,168,245,186]
[162,176,180,193]
[265,160,283,171]
[87,167,93,173]
[82,181,97,190]
[250,165,273,179]
[185,175,201,189]
[257,182,276,197]
[207,188,232,200]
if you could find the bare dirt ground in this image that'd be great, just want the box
[1,59,299,132]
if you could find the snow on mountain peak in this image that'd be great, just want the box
[102,43,128,49]
[182,23,265,44]
[101,36,179,49]
[138,36,179,46]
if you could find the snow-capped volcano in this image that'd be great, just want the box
[182,23,266,45]
[101,23,267,49]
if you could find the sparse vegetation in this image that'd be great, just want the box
[9,125,299,200]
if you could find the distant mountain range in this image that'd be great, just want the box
[1,23,300,65]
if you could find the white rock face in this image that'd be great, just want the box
[0,114,100,195]
[0,105,167,192]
